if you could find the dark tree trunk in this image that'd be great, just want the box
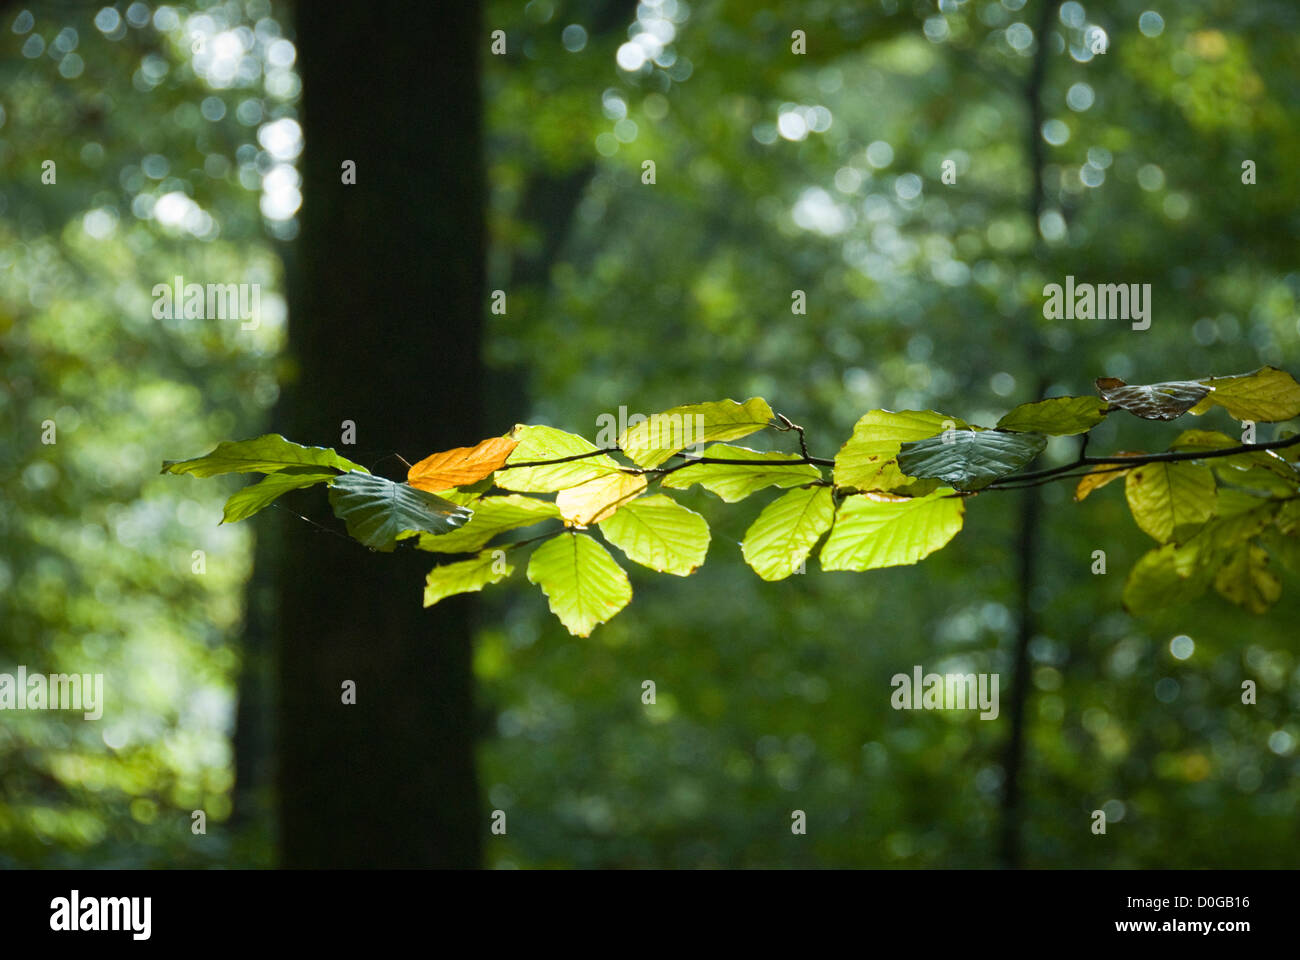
[998,0,1059,869]
[269,0,485,868]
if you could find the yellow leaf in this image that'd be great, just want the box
[1124,461,1216,543]
[1195,366,1300,422]
[555,472,648,527]
[1074,452,1144,501]
[408,434,519,492]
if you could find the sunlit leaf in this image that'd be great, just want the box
[416,495,559,554]
[1124,461,1216,543]
[423,550,514,607]
[162,433,366,477]
[820,488,965,571]
[555,471,648,526]
[221,468,338,523]
[599,494,710,576]
[897,429,1046,491]
[495,425,623,492]
[833,410,968,493]
[740,485,834,581]
[661,443,822,502]
[328,471,472,551]
[437,476,497,506]
[1191,366,1300,422]
[408,433,519,492]
[619,398,775,468]
[996,396,1108,435]
[526,532,632,636]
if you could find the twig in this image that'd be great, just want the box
[985,431,1300,490]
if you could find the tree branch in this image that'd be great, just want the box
[986,431,1300,490]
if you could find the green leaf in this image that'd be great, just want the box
[1095,378,1210,420]
[1192,366,1300,422]
[162,433,367,477]
[1124,461,1216,543]
[1168,428,1238,452]
[1123,500,1280,615]
[1277,499,1300,535]
[833,410,968,493]
[221,468,338,523]
[495,425,624,493]
[1123,542,1214,614]
[619,398,775,468]
[820,489,965,571]
[328,472,472,551]
[423,550,514,607]
[897,429,1046,491]
[526,533,632,637]
[1201,499,1280,550]
[996,396,1108,435]
[1213,543,1281,613]
[437,476,496,505]
[1212,461,1299,498]
[416,495,560,554]
[660,443,822,501]
[1170,428,1300,485]
[1261,528,1300,573]
[740,486,834,581]
[1214,486,1272,518]
[598,494,711,576]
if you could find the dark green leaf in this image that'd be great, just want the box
[897,429,1046,491]
[328,472,472,551]
[1095,378,1209,421]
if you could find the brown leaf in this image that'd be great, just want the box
[408,434,519,493]
[1095,377,1210,421]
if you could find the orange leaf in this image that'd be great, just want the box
[408,435,519,493]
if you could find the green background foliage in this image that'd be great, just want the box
[4,0,1299,868]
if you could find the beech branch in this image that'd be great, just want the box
[490,413,1300,495]
[985,431,1300,490]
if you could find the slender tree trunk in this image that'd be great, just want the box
[999,0,1058,869]
[271,0,485,868]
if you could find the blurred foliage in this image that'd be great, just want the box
[3,0,1299,870]
[0,0,294,866]
[479,0,1300,867]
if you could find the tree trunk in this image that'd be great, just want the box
[998,0,1059,869]
[270,0,485,868]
